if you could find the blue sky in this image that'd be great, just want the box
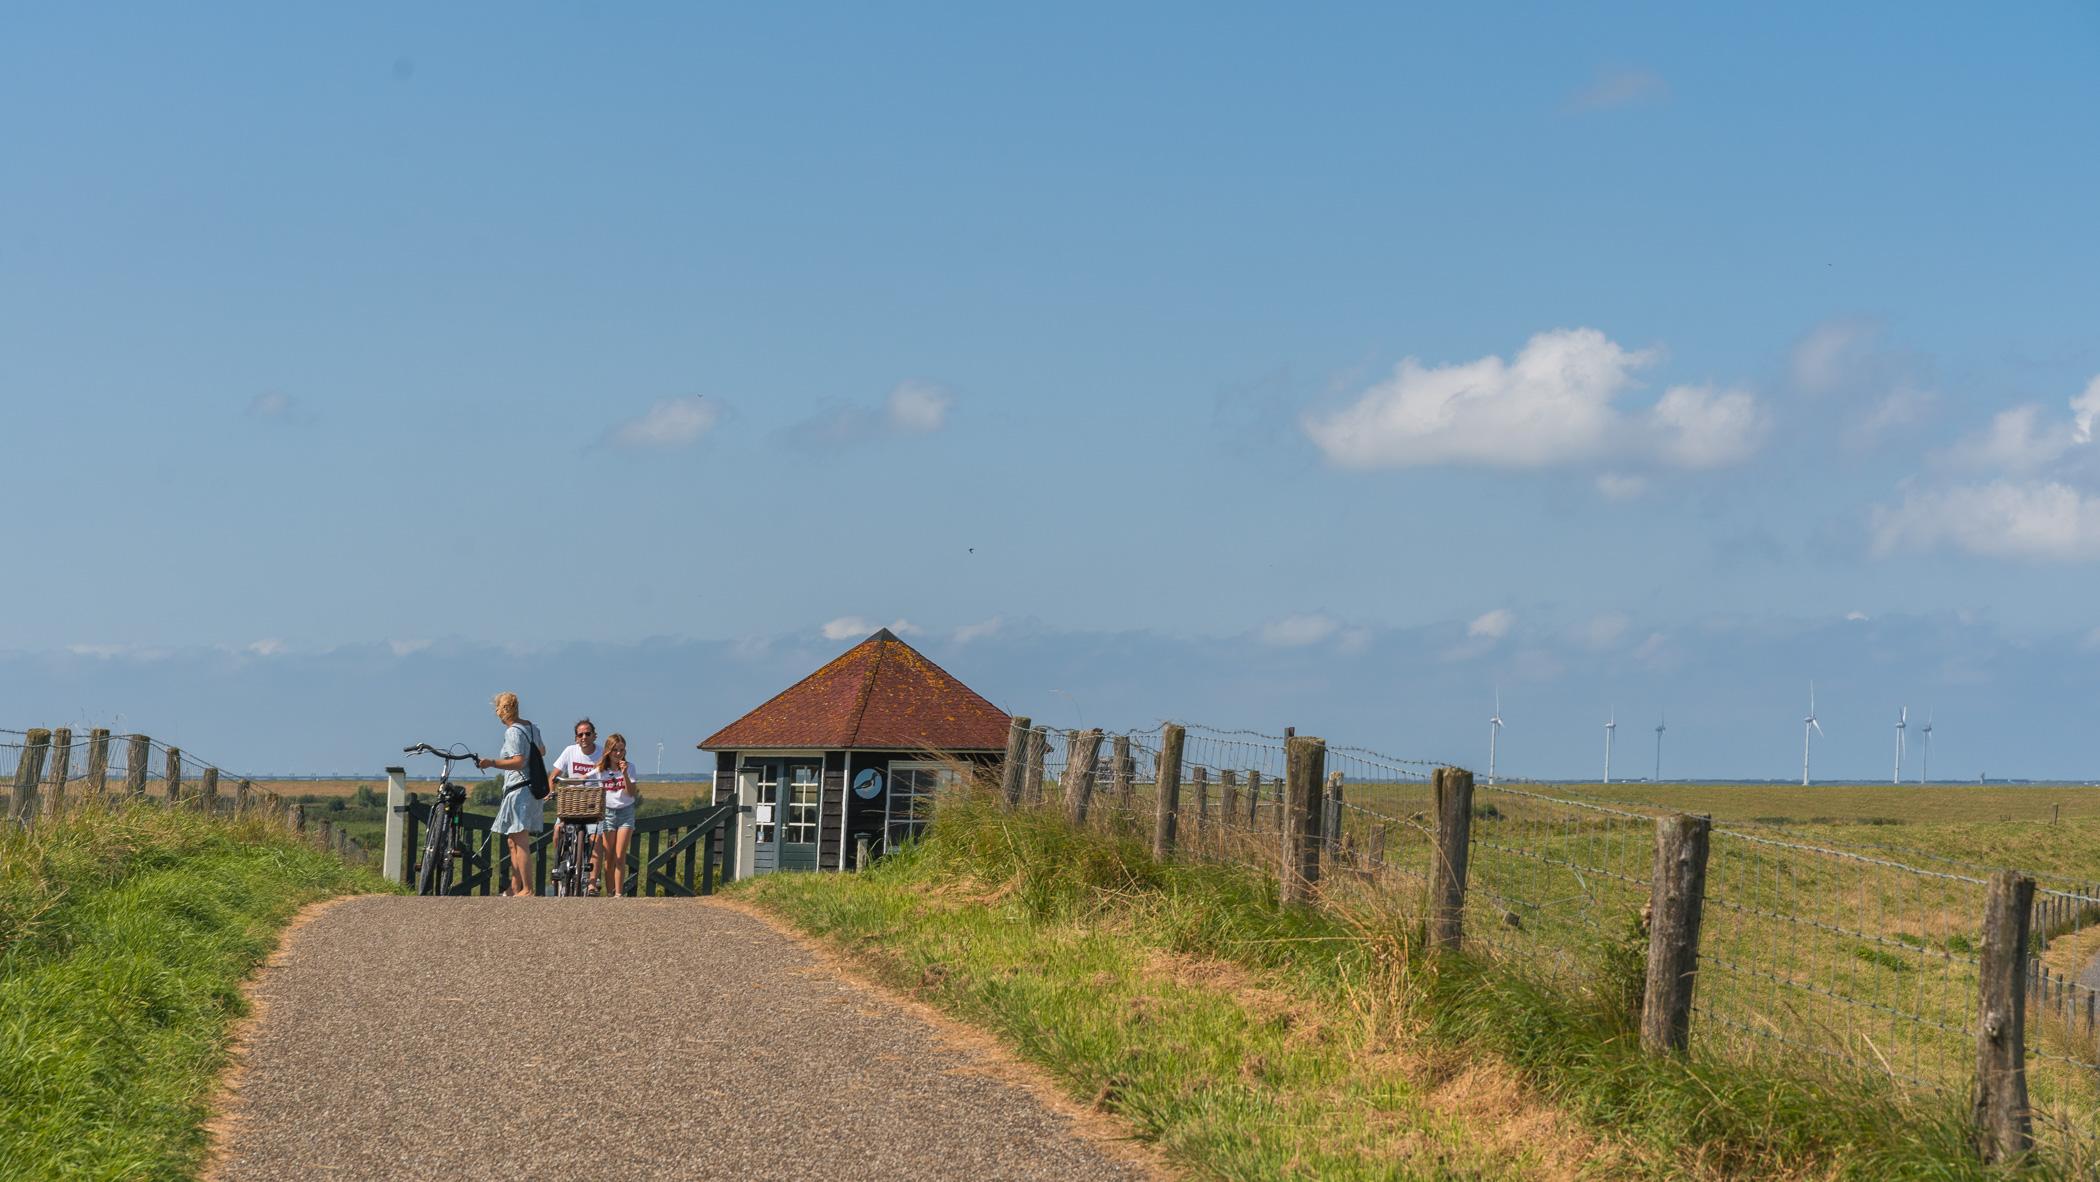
[4,4,2097,778]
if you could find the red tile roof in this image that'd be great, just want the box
[700,629,1012,752]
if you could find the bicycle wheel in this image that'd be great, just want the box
[554,827,580,897]
[416,810,448,896]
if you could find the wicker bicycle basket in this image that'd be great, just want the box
[553,783,606,822]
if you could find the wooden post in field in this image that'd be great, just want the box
[1190,767,1209,842]
[316,816,334,851]
[8,729,51,825]
[125,735,149,796]
[1220,771,1238,832]
[1061,729,1103,827]
[291,803,306,835]
[1430,766,1475,953]
[86,729,110,797]
[1640,813,1712,1055]
[164,747,183,805]
[199,767,220,813]
[1246,770,1263,829]
[1111,734,1133,823]
[1281,736,1326,907]
[1324,770,1345,858]
[236,778,252,814]
[1972,869,2036,1165]
[1000,716,1031,807]
[44,727,72,816]
[1022,728,1046,807]
[1153,724,1185,860]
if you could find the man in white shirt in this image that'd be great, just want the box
[548,718,601,886]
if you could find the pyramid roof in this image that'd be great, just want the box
[699,629,1011,752]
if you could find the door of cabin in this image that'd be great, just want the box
[741,757,822,873]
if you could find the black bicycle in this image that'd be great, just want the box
[403,743,480,896]
[547,776,602,897]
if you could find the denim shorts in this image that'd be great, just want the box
[590,802,637,835]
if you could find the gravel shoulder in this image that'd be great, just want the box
[208,895,1158,1182]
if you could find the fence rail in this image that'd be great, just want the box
[3,725,372,866]
[992,716,2100,1170]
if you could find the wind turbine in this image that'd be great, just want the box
[1919,710,1933,783]
[1802,682,1823,787]
[1892,706,1907,785]
[656,741,665,776]
[1487,690,1503,788]
[1603,707,1616,784]
[1654,710,1666,782]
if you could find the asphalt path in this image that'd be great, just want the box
[210,896,1154,1182]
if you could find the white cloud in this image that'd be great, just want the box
[1567,68,1669,112]
[1468,609,1515,640]
[612,398,719,449]
[820,616,919,641]
[388,639,432,657]
[1595,473,1647,501]
[1872,480,2100,562]
[1302,329,1763,472]
[1260,613,1342,647]
[1790,320,1874,395]
[821,616,873,640]
[247,391,294,418]
[1579,613,1629,649]
[952,617,1002,644]
[1847,387,1935,448]
[246,639,287,657]
[886,381,952,433]
[1948,376,2100,475]
[1649,384,1767,467]
[1844,611,1870,622]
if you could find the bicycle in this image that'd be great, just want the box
[548,776,605,897]
[403,743,481,896]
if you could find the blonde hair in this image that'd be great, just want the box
[600,732,627,771]
[491,692,519,723]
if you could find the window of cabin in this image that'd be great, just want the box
[885,762,955,851]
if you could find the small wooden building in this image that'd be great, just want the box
[699,628,1010,875]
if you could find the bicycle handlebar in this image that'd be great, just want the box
[402,743,482,762]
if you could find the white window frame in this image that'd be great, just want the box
[738,752,826,845]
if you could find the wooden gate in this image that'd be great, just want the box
[402,796,742,896]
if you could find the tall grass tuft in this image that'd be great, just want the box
[824,787,2003,1179]
[0,800,390,1180]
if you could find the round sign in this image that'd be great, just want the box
[852,768,884,800]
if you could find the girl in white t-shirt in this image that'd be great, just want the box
[591,733,640,896]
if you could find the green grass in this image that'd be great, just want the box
[745,790,2008,1181]
[0,802,393,1180]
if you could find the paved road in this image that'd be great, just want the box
[212,896,1153,1182]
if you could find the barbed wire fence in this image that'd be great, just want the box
[1,724,371,866]
[983,715,2100,1172]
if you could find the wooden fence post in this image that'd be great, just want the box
[236,778,252,814]
[1111,734,1133,823]
[165,747,183,805]
[8,729,51,825]
[199,767,220,813]
[1061,729,1103,827]
[1640,813,1712,1054]
[1190,766,1209,843]
[125,735,149,796]
[1281,736,1326,906]
[1000,716,1031,807]
[87,728,110,797]
[1430,766,1475,952]
[1022,728,1046,806]
[382,765,408,880]
[1220,771,1238,832]
[316,816,334,851]
[44,727,73,816]
[291,803,306,835]
[1246,770,1263,829]
[1153,724,1185,860]
[1973,869,2036,1164]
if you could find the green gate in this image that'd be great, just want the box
[402,797,742,896]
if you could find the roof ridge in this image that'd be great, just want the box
[842,632,886,747]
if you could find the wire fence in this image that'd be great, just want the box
[2,725,369,864]
[997,717,2100,1169]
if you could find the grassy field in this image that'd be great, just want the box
[747,791,1999,1180]
[0,801,392,1180]
[1078,770,2100,1172]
